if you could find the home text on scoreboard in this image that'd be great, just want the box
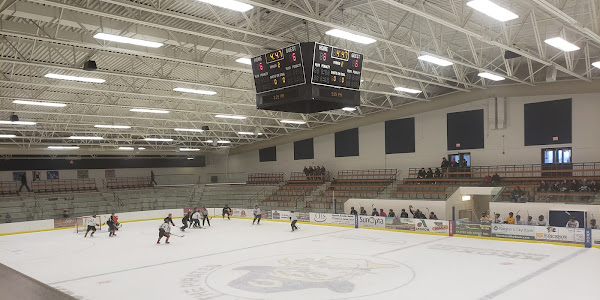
[251,44,306,94]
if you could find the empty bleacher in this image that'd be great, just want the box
[261,171,332,209]
[105,177,153,190]
[0,181,18,196]
[246,173,285,185]
[31,179,97,194]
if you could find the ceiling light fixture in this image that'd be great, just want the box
[13,100,67,107]
[236,58,252,65]
[544,37,580,52]
[342,107,357,112]
[119,147,135,150]
[0,134,17,138]
[215,114,247,120]
[94,125,131,129]
[592,61,600,69]
[394,87,422,94]
[203,140,214,143]
[144,138,174,142]
[217,140,231,144]
[325,29,376,44]
[173,87,217,95]
[130,108,170,114]
[418,55,453,66]
[238,131,263,135]
[45,73,105,83]
[137,147,146,150]
[466,0,519,22]
[69,136,104,140]
[196,0,253,12]
[48,146,80,150]
[0,121,36,125]
[281,120,306,125]
[187,157,194,160]
[478,72,505,81]
[175,128,204,133]
[93,33,163,48]
[180,148,201,152]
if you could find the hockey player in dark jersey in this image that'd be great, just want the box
[222,205,232,220]
[107,213,117,237]
[164,213,175,226]
[180,211,191,231]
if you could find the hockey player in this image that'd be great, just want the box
[181,211,191,231]
[290,211,299,232]
[164,213,175,226]
[192,210,201,228]
[252,205,261,225]
[107,213,118,237]
[84,215,98,238]
[157,219,171,244]
[201,207,210,226]
[223,205,232,220]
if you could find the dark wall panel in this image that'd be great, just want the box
[259,146,277,162]
[447,109,484,150]
[524,99,572,146]
[335,128,359,157]
[385,117,415,154]
[294,138,314,160]
[0,156,206,171]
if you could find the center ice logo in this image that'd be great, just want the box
[206,254,414,299]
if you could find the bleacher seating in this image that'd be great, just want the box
[246,173,284,185]
[0,181,18,196]
[31,179,97,194]
[261,171,331,208]
[105,177,152,190]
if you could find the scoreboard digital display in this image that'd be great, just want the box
[251,42,363,113]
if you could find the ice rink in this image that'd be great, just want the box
[1,218,599,300]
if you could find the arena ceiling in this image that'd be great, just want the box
[0,0,599,156]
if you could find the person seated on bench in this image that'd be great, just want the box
[425,168,433,179]
[483,174,492,186]
[491,173,501,186]
[537,180,549,192]
[590,180,599,192]
[434,168,441,178]
[590,219,597,229]
[331,178,337,185]
[537,215,547,226]
[551,181,561,192]
[417,168,426,179]
[511,187,523,202]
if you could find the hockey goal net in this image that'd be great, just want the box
[75,216,102,233]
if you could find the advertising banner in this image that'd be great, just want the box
[232,208,251,218]
[416,219,450,233]
[385,217,416,231]
[491,224,536,240]
[454,221,491,237]
[592,229,600,246]
[534,226,585,243]
[309,213,355,226]
[358,215,385,228]
[297,212,310,222]
[272,210,290,220]
[54,217,77,228]
[262,209,272,219]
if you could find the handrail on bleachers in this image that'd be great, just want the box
[336,169,398,182]
[246,172,284,185]
[105,177,153,190]
[31,179,97,194]
[0,181,18,196]
[408,162,600,179]
[289,171,331,183]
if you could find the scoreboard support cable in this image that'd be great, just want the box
[252,42,363,113]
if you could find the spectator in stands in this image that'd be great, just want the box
[426,168,433,179]
[516,215,526,225]
[360,207,367,215]
[409,205,426,219]
[511,187,523,202]
[321,166,326,176]
[151,170,157,186]
[434,168,442,178]
[483,174,492,186]
[580,179,589,192]
[441,157,450,177]
[537,215,547,226]
[388,209,395,217]
[62,210,69,218]
[5,213,11,223]
[379,209,387,217]
[493,213,502,223]
[303,166,309,178]
[417,168,426,179]
[569,180,580,192]
[566,216,579,228]
[526,216,536,226]
[537,181,549,192]
[372,208,379,216]
[589,180,599,192]
[350,207,358,215]
[429,212,438,220]
[331,178,338,185]
[505,212,515,224]
[400,209,409,218]
[480,212,491,223]
[551,181,561,192]
[18,173,31,193]
[590,219,597,229]
[491,173,501,186]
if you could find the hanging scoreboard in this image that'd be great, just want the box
[252,42,363,113]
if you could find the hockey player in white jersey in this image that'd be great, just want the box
[252,205,261,225]
[157,219,171,244]
[290,211,299,232]
[191,210,201,228]
[84,215,98,238]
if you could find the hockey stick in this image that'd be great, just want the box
[170,233,185,237]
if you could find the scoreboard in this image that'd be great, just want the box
[252,42,363,113]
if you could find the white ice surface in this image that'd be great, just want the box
[0,218,599,300]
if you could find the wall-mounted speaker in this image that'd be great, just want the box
[83,60,97,71]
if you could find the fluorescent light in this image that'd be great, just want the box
[238,131,263,135]
[0,134,17,138]
[591,61,600,69]
[203,140,214,143]
[478,72,505,81]
[281,120,306,125]
[175,128,204,133]
[418,55,453,66]
[93,33,163,48]
[180,148,201,151]
[466,0,519,22]
[0,121,36,125]
[69,136,104,140]
[342,107,357,112]
[325,29,376,44]
[45,73,105,83]
[462,195,471,201]
[544,37,580,52]
[144,138,173,142]
[130,108,170,114]
[13,100,67,107]
[137,147,146,150]
[394,87,422,94]
[48,146,80,150]
[94,124,131,129]
[196,0,253,12]
[236,58,252,65]
[217,140,231,144]
[187,157,194,160]
[119,146,135,150]
[215,114,246,120]
[173,87,217,95]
